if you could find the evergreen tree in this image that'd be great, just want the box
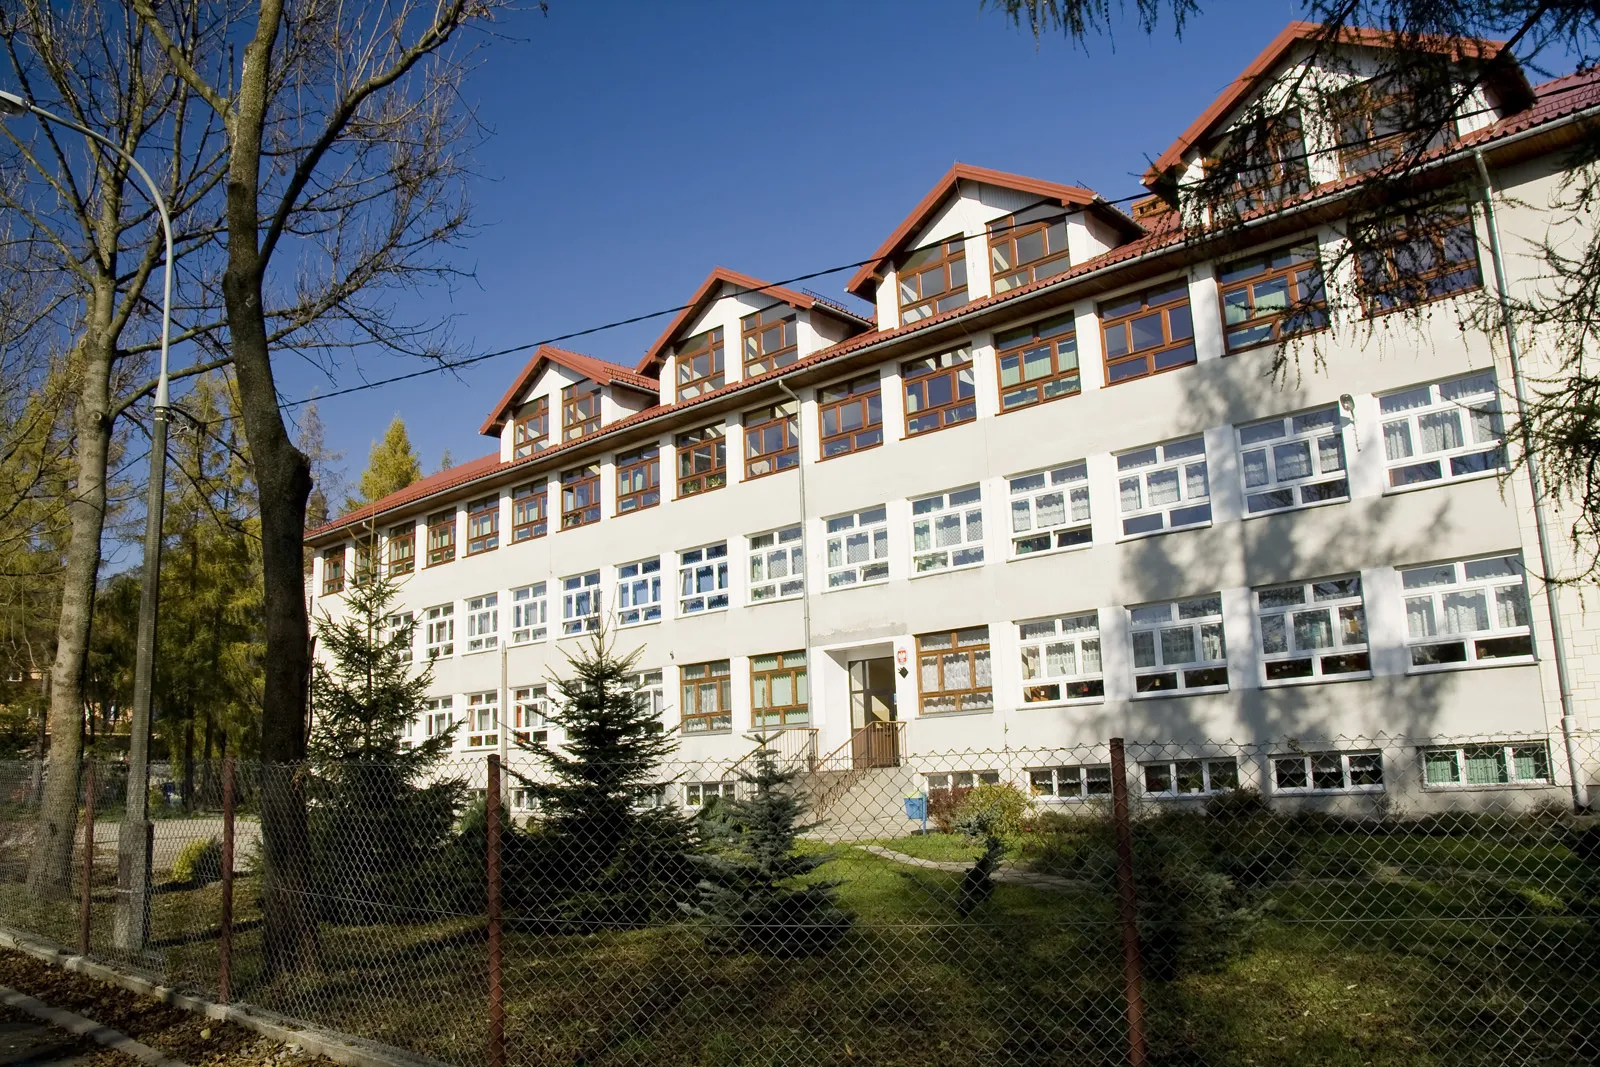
[436,447,455,474]
[684,737,851,955]
[353,416,422,507]
[517,632,696,926]
[307,565,462,922]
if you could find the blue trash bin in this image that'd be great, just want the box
[903,795,928,833]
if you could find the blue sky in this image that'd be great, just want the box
[282,0,1313,481]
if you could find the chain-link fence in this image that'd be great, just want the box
[1,734,1597,1066]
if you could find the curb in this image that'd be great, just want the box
[0,926,454,1067]
[0,983,189,1067]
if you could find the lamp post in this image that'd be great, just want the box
[0,90,173,951]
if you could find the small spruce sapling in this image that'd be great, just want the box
[684,735,852,955]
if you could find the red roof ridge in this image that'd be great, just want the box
[478,344,656,438]
[844,163,1142,300]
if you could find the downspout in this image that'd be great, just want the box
[1473,149,1590,812]
[776,380,814,757]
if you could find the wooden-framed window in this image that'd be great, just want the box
[466,495,499,555]
[1222,110,1310,215]
[741,306,798,377]
[386,522,415,576]
[675,327,725,399]
[743,401,798,479]
[994,313,1079,412]
[560,464,601,529]
[562,381,602,442]
[679,659,732,733]
[1219,242,1328,352]
[511,482,548,542]
[989,205,1071,294]
[615,446,661,514]
[1356,203,1481,315]
[425,509,456,566]
[321,548,345,595]
[817,375,883,459]
[676,425,727,497]
[1332,79,1455,177]
[751,651,808,728]
[352,540,376,586]
[898,238,968,325]
[513,397,549,458]
[916,627,993,715]
[903,347,975,436]
[1099,282,1195,384]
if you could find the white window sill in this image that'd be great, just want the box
[1116,518,1213,544]
[678,605,731,618]
[462,647,498,657]
[616,617,663,629]
[822,577,892,594]
[1130,685,1230,700]
[917,707,994,719]
[1422,780,1554,792]
[748,593,805,607]
[508,637,548,647]
[1008,539,1094,563]
[1144,791,1227,800]
[1020,695,1106,710]
[1406,655,1535,675]
[1273,785,1385,796]
[1260,671,1373,689]
[558,627,601,640]
[908,560,986,580]
[1381,465,1505,496]
[1240,494,1351,521]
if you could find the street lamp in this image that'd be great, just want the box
[1,89,173,952]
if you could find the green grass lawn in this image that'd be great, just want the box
[1,823,1596,1067]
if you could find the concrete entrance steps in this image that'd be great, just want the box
[803,764,925,842]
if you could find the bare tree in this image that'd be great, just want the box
[130,0,509,974]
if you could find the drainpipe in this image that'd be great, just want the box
[776,381,814,757]
[1473,149,1590,812]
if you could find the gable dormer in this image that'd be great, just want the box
[635,267,871,404]
[847,164,1144,331]
[1143,21,1535,220]
[479,345,658,461]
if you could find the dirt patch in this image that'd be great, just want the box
[0,949,339,1067]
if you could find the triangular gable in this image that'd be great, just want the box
[844,163,1142,300]
[1142,21,1532,190]
[633,266,870,375]
[479,344,656,437]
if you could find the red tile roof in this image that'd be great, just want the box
[326,452,503,534]
[478,344,658,437]
[1143,21,1532,188]
[843,163,1144,300]
[633,266,872,375]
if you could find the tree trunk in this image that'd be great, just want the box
[182,715,195,811]
[28,317,115,894]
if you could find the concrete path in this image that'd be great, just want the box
[0,1005,89,1067]
[854,845,1087,890]
[85,819,260,874]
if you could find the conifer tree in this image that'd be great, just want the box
[307,565,461,922]
[436,448,455,474]
[354,416,422,507]
[684,737,851,955]
[518,632,696,925]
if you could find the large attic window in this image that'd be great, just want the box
[1223,110,1311,216]
[898,238,968,325]
[989,205,1071,294]
[513,396,549,458]
[741,306,798,377]
[1331,77,1456,177]
[675,327,725,399]
[561,381,602,441]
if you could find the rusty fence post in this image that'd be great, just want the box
[219,756,234,1004]
[1109,738,1147,1067]
[78,762,96,956]
[486,754,505,1067]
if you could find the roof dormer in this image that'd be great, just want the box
[635,267,871,404]
[479,345,658,461]
[846,164,1143,332]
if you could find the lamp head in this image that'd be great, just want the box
[0,91,30,117]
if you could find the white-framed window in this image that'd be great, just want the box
[510,583,548,644]
[825,506,890,589]
[1422,741,1551,788]
[1256,577,1370,684]
[1237,406,1349,515]
[678,542,730,614]
[1272,750,1384,793]
[924,770,999,794]
[511,788,538,813]
[1017,612,1104,704]
[511,685,550,745]
[424,603,454,659]
[1380,370,1504,489]
[684,781,737,807]
[422,696,454,741]
[1141,758,1240,796]
[1401,554,1533,670]
[1128,594,1228,696]
[465,690,499,748]
[628,669,666,723]
[1117,437,1211,537]
[748,526,804,602]
[616,558,663,626]
[1029,765,1110,799]
[382,611,414,664]
[399,717,416,750]
[633,784,668,810]
[1009,461,1091,555]
[561,571,601,636]
[464,593,499,653]
[911,485,984,573]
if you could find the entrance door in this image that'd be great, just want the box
[848,657,898,768]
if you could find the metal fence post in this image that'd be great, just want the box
[78,762,96,956]
[1109,737,1147,1067]
[219,756,234,1004]
[486,754,505,1067]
